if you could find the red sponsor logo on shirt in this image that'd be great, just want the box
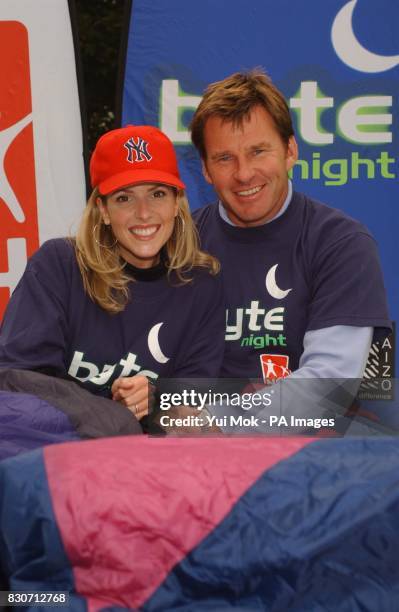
[0,21,39,319]
[260,354,291,383]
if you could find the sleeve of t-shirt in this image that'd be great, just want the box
[0,242,69,375]
[294,325,373,379]
[307,232,391,342]
[170,271,226,378]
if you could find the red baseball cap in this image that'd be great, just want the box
[90,125,185,195]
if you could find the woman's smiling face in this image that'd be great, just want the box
[98,183,178,268]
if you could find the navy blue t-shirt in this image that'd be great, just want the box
[194,191,391,380]
[0,239,225,392]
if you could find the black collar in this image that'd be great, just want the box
[123,253,168,282]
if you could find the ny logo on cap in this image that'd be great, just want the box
[124,136,152,163]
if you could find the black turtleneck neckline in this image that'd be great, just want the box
[123,254,168,282]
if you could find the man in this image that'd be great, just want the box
[188,69,391,423]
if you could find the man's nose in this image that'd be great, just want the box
[233,157,255,183]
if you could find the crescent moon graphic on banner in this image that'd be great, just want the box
[265,265,292,300]
[331,0,399,73]
[148,323,170,363]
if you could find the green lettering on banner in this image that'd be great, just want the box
[290,151,397,186]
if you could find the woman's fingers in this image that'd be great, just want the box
[126,402,148,420]
[111,375,150,419]
[111,374,147,398]
[113,385,148,405]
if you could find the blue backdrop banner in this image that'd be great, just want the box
[121,0,398,379]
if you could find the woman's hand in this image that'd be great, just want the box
[111,374,152,420]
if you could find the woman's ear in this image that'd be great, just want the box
[96,196,110,225]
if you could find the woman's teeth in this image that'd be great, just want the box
[130,226,157,236]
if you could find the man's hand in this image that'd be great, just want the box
[111,375,153,420]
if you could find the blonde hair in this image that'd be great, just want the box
[74,188,219,314]
[191,68,294,159]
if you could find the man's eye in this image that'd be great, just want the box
[217,155,231,163]
[253,149,265,156]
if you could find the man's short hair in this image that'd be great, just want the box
[190,68,295,159]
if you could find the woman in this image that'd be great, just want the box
[0,125,224,420]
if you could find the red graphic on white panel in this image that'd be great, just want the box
[260,354,291,383]
[0,21,39,319]
[0,115,32,223]
[0,238,28,296]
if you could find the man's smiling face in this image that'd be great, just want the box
[202,105,298,227]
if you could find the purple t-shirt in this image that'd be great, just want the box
[0,239,225,393]
[194,191,391,381]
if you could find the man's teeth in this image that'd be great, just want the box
[131,227,157,236]
[237,186,262,196]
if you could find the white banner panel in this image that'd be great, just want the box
[0,0,86,317]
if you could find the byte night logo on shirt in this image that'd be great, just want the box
[226,264,293,383]
[0,21,39,320]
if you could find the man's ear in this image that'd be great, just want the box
[201,159,213,185]
[96,197,110,225]
[285,136,298,172]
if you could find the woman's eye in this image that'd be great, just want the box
[116,194,130,203]
[153,190,166,198]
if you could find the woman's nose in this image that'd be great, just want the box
[134,198,152,220]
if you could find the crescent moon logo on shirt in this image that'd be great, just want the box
[265,265,292,300]
[148,322,170,363]
[331,0,399,73]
